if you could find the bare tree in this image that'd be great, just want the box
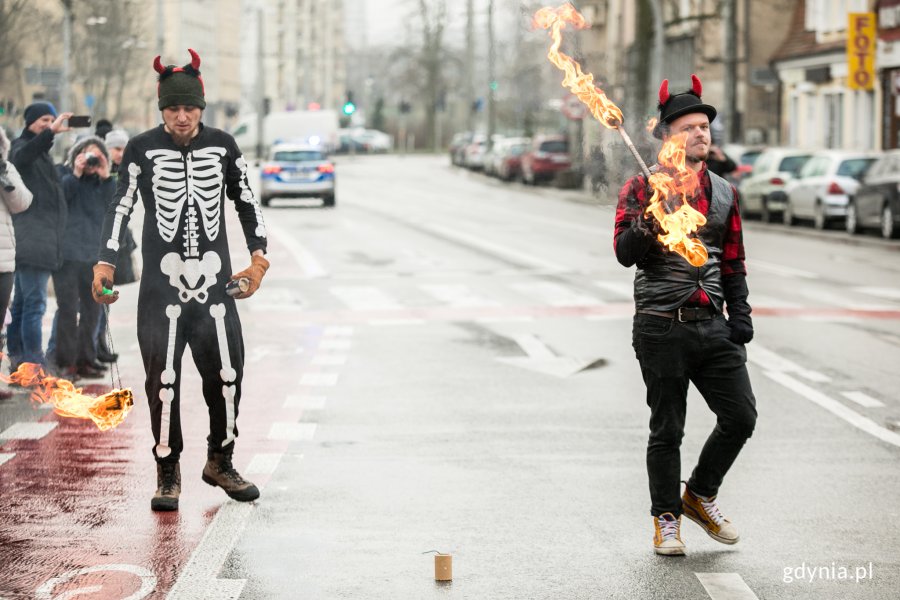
[0,0,56,108]
[415,0,448,150]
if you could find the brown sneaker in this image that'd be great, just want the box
[151,462,181,511]
[653,512,686,556]
[682,487,740,545]
[202,451,260,502]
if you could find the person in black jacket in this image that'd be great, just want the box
[7,102,73,369]
[93,50,268,512]
[613,75,756,557]
[53,136,115,380]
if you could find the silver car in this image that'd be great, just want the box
[738,148,812,222]
[259,143,336,208]
[783,150,879,229]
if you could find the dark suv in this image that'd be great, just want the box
[520,135,571,184]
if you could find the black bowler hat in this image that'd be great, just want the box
[652,74,717,139]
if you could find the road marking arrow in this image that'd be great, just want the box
[496,333,606,378]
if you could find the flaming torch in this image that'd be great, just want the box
[533,3,708,267]
[0,361,133,431]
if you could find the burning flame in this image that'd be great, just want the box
[533,3,623,128]
[646,117,658,133]
[534,3,708,267]
[0,362,133,431]
[645,132,709,267]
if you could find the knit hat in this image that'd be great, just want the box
[105,129,129,149]
[95,119,114,139]
[652,74,717,139]
[24,101,58,127]
[154,48,206,110]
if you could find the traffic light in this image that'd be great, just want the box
[342,91,356,116]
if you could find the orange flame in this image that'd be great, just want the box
[646,117,658,132]
[0,362,133,431]
[533,3,624,128]
[645,133,709,267]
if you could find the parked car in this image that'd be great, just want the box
[738,148,812,221]
[520,135,571,184]
[259,143,336,207]
[449,132,474,166]
[847,149,900,239]
[721,143,764,184]
[462,136,488,170]
[493,137,531,181]
[782,150,879,229]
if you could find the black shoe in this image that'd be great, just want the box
[76,364,105,379]
[89,360,109,371]
[97,350,119,363]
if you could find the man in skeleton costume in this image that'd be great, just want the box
[93,50,269,512]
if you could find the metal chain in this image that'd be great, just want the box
[103,305,122,390]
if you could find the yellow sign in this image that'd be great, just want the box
[848,13,876,91]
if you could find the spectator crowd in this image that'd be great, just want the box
[0,102,138,399]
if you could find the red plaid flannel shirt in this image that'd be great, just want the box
[613,164,747,306]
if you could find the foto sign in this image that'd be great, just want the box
[848,13,876,91]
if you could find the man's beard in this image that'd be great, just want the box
[167,126,198,147]
[687,148,709,165]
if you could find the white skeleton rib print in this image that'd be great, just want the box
[146,147,227,254]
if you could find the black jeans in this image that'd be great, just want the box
[52,260,100,368]
[632,313,757,517]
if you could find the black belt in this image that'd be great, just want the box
[637,307,718,322]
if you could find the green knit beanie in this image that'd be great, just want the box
[154,49,207,110]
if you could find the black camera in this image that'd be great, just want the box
[84,152,101,167]
[0,158,14,193]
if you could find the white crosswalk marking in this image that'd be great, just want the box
[511,281,604,306]
[330,286,403,310]
[841,391,885,408]
[245,453,284,476]
[283,395,327,409]
[419,283,500,307]
[0,422,57,440]
[268,422,318,441]
[695,573,760,600]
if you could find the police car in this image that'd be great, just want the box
[259,142,336,207]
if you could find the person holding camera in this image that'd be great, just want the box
[7,102,72,371]
[0,127,34,395]
[53,137,114,379]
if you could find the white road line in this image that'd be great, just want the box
[283,395,327,410]
[765,371,900,448]
[245,453,284,476]
[841,391,885,409]
[166,501,252,600]
[513,334,557,359]
[265,222,328,279]
[312,355,348,366]
[695,573,760,600]
[0,453,14,467]
[423,223,569,272]
[322,326,354,337]
[748,294,803,309]
[319,338,353,350]
[0,422,57,440]
[330,286,403,311]
[593,280,634,298]
[799,288,896,311]
[747,345,830,383]
[511,281,604,307]
[419,283,500,307]
[852,286,900,301]
[300,373,340,387]
[368,318,426,326]
[268,422,318,441]
[749,260,819,280]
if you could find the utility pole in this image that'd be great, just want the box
[156,0,165,58]
[487,0,496,151]
[61,0,73,113]
[464,0,475,132]
[648,0,664,99]
[723,0,738,144]
[256,6,265,160]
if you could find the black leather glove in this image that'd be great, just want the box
[723,273,753,344]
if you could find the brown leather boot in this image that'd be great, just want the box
[202,450,260,502]
[151,462,181,511]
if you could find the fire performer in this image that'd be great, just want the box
[93,50,269,511]
[613,75,757,556]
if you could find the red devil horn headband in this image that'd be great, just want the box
[188,48,201,70]
[691,74,702,96]
[153,55,165,74]
[658,80,670,106]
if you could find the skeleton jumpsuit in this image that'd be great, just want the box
[98,124,267,462]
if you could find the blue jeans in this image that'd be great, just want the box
[7,266,52,367]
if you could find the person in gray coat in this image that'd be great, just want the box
[0,127,34,396]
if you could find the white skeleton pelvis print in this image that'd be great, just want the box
[160,251,222,304]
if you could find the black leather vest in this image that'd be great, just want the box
[634,170,734,312]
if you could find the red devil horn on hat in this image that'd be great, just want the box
[691,74,702,96]
[153,56,165,74]
[188,48,201,70]
[658,80,670,106]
